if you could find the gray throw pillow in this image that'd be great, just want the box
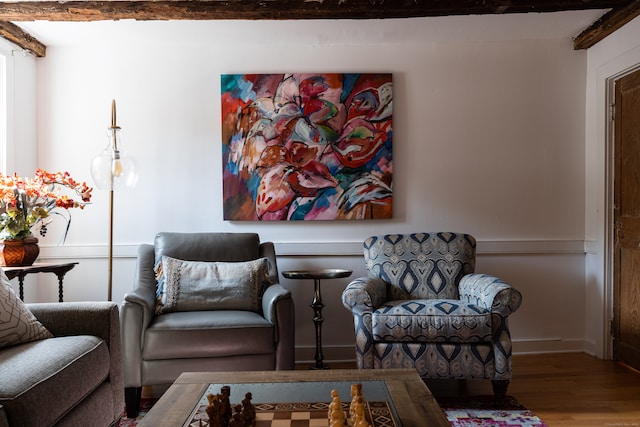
[0,270,53,349]
[155,256,269,314]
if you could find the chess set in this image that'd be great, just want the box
[185,383,399,427]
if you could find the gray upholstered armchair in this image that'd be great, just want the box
[342,232,522,403]
[121,232,295,418]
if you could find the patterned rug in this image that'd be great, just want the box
[437,395,549,427]
[119,395,549,427]
[118,399,155,427]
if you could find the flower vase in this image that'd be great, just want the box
[0,237,40,267]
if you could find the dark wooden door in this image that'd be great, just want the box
[613,67,640,371]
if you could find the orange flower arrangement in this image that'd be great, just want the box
[0,169,92,241]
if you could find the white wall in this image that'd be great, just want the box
[584,16,640,358]
[10,16,594,361]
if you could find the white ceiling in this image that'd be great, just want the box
[15,9,607,48]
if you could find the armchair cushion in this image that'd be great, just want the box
[372,299,492,343]
[142,310,273,360]
[155,256,269,314]
[0,271,52,349]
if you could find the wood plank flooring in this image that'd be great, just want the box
[510,353,640,426]
[311,352,640,426]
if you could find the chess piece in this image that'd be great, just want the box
[350,396,365,427]
[242,392,256,427]
[328,389,346,425]
[206,393,224,427]
[352,400,370,427]
[221,385,233,423]
[329,408,346,427]
[349,383,363,418]
[328,389,340,419]
[229,404,245,427]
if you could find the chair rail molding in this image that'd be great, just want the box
[37,239,588,260]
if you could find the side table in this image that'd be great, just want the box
[282,268,352,369]
[3,262,79,302]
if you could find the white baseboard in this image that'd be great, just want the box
[295,345,358,365]
[511,338,585,355]
[301,339,588,365]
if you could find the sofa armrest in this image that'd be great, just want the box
[459,273,522,317]
[26,301,124,420]
[28,301,120,344]
[262,284,295,370]
[342,277,387,314]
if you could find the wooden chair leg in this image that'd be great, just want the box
[124,387,142,418]
[491,379,509,407]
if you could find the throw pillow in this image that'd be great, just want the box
[155,256,270,314]
[0,269,53,349]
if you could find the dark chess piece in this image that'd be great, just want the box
[229,404,245,427]
[206,393,224,427]
[221,385,232,423]
[241,392,256,427]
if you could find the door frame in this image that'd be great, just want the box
[605,64,640,360]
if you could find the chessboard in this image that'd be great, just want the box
[185,400,398,427]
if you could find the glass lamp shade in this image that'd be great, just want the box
[91,127,138,190]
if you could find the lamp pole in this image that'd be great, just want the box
[107,100,119,301]
[108,175,114,301]
[91,99,137,302]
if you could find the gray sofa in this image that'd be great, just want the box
[0,302,124,427]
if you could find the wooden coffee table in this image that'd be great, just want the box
[139,369,449,427]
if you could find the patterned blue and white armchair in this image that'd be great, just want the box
[342,232,522,402]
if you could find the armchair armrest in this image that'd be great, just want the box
[262,283,291,325]
[123,287,155,328]
[123,243,157,328]
[459,273,522,317]
[121,243,157,387]
[342,277,388,314]
[262,283,295,370]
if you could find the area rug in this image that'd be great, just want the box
[437,395,549,427]
[118,399,155,427]
[119,395,549,426]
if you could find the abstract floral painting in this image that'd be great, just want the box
[221,73,393,221]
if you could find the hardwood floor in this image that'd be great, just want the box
[510,353,640,426]
[306,352,640,426]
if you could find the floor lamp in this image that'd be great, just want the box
[91,100,137,301]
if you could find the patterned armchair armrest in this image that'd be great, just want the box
[342,277,388,314]
[459,273,522,317]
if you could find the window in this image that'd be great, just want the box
[0,47,6,173]
[0,39,21,175]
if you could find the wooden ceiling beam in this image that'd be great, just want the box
[0,0,631,22]
[0,0,637,56]
[0,20,45,57]
[574,0,640,49]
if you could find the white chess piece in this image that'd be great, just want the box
[353,401,370,427]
